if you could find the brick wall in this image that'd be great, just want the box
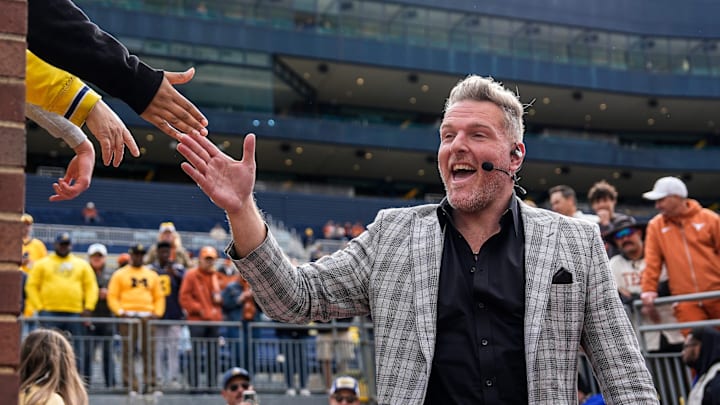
[0,0,26,404]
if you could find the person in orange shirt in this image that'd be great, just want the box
[641,177,720,330]
[179,246,223,389]
[82,202,100,224]
[350,221,365,239]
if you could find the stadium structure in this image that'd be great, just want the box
[17,1,720,403]
[24,0,720,235]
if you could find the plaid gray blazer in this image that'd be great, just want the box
[229,200,658,404]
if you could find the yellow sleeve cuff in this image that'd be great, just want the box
[67,88,101,126]
[25,50,101,126]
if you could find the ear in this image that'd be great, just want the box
[510,143,525,170]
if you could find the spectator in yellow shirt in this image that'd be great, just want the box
[20,213,47,319]
[25,232,98,372]
[107,243,165,394]
[20,214,47,274]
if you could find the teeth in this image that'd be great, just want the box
[452,164,475,171]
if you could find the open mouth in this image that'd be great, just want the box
[451,163,477,181]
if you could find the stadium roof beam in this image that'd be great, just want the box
[273,55,318,102]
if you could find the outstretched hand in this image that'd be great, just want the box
[177,133,257,214]
[85,100,140,167]
[141,68,209,139]
[50,139,95,201]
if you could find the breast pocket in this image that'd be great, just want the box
[547,283,584,324]
[545,283,584,353]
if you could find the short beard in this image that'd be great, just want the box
[683,357,698,369]
[442,172,503,212]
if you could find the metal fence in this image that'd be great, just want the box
[633,290,720,405]
[21,292,719,404]
[20,317,374,399]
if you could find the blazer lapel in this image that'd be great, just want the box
[521,205,559,374]
[412,212,443,373]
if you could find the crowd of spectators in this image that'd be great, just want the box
[321,220,366,241]
[16,174,719,401]
[19,220,259,395]
[547,177,720,353]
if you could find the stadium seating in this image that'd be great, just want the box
[25,175,424,233]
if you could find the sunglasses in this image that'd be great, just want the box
[613,227,637,239]
[227,382,250,391]
[333,394,358,403]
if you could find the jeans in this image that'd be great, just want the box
[39,311,84,372]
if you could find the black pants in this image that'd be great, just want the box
[82,322,116,387]
[187,325,220,389]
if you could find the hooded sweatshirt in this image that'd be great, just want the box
[641,199,720,295]
[687,327,720,405]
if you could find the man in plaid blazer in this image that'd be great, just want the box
[177,76,657,404]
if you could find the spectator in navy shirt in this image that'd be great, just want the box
[150,241,185,389]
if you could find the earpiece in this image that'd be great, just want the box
[513,148,522,158]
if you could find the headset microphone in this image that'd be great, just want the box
[480,162,527,195]
[481,161,511,177]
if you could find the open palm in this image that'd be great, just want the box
[50,139,95,201]
[177,133,257,214]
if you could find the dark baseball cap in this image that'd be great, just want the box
[221,367,250,389]
[129,243,147,254]
[55,232,72,244]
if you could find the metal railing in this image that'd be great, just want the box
[22,291,717,403]
[632,290,720,405]
[20,316,374,399]
[22,316,140,393]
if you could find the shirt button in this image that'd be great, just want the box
[481,339,488,346]
[477,302,485,309]
[470,266,476,273]
[485,379,493,387]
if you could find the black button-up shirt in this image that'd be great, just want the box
[424,195,527,404]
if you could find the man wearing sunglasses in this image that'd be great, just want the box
[220,367,254,405]
[329,376,360,405]
[605,217,684,353]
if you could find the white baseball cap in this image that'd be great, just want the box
[87,243,108,256]
[159,221,176,233]
[330,376,359,395]
[642,177,688,200]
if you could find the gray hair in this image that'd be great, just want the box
[444,75,525,143]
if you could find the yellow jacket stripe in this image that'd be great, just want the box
[26,50,101,126]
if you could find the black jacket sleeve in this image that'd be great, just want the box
[27,0,164,114]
